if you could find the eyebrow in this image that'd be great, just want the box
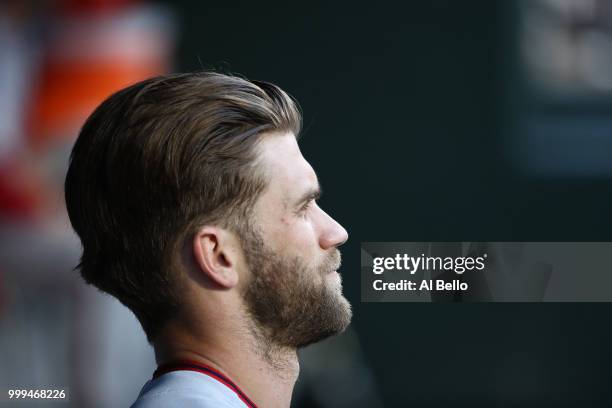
[293,185,322,209]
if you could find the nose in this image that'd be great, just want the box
[317,205,348,250]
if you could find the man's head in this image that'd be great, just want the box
[64,72,350,348]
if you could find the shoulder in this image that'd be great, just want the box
[130,371,247,408]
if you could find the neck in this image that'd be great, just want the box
[154,321,299,408]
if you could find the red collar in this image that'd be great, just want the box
[153,360,259,408]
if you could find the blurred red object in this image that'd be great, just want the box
[0,158,47,220]
[54,0,142,15]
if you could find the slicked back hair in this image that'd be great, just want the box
[64,72,302,342]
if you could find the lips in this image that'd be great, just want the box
[328,261,340,272]
[327,264,341,274]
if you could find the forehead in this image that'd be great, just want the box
[256,132,318,202]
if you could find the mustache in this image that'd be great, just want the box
[323,249,342,273]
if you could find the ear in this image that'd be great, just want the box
[192,226,239,289]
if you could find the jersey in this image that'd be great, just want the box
[130,361,258,408]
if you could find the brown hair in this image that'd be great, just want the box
[64,72,301,342]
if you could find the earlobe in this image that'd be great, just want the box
[192,227,239,289]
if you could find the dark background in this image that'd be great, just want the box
[166,0,612,406]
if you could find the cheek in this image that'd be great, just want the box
[273,216,318,253]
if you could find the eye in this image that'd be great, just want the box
[297,199,314,216]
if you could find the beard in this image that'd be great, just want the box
[240,224,352,350]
